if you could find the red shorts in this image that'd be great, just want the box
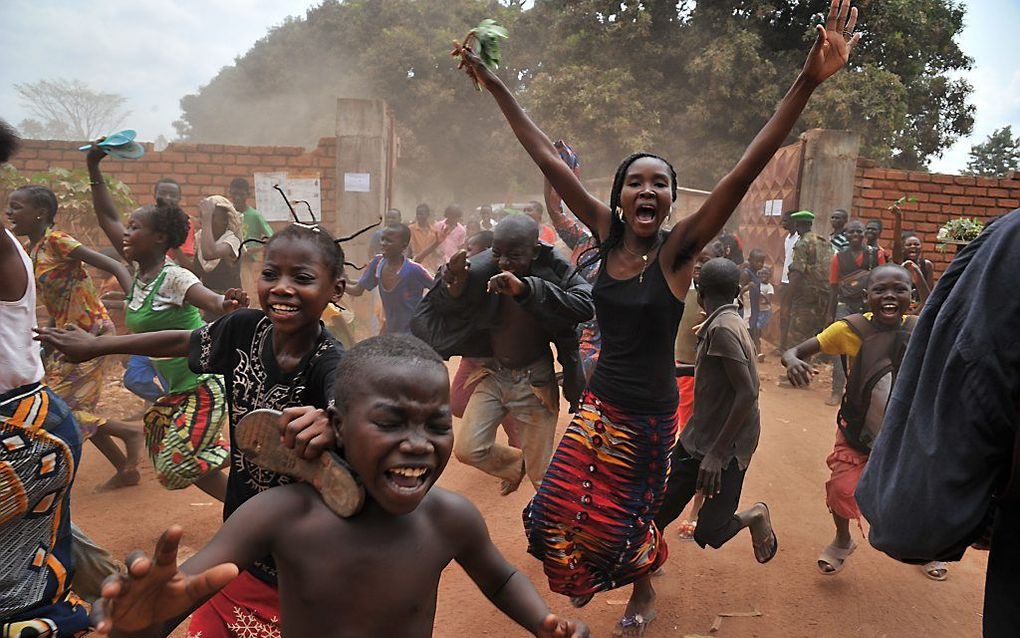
[675,376,695,433]
[824,429,869,521]
[187,570,280,638]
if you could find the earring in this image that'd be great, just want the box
[615,206,624,222]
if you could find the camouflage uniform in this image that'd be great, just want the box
[787,230,833,347]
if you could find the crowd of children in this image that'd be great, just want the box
[6,1,1019,636]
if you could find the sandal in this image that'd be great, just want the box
[612,610,657,638]
[677,519,697,541]
[817,541,857,575]
[569,593,594,608]
[922,561,949,581]
[235,409,364,517]
[499,458,527,496]
[751,502,778,564]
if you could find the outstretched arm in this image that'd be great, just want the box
[661,1,861,277]
[450,494,589,637]
[458,56,610,240]
[183,283,248,317]
[781,337,824,387]
[35,327,192,363]
[94,488,295,637]
[86,145,129,259]
[70,244,133,294]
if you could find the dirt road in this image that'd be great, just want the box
[73,357,987,637]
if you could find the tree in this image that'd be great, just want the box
[173,0,974,197]
[14,78,131,141]
[966,126,1020,178]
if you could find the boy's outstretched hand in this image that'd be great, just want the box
[221,288,249,313]
[801,0,861,87]
[34,325,98,363]
[92,526,238,635]
[536,613,590,638]
[783,353,817,387]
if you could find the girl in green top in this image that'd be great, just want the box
[87,144,247,500]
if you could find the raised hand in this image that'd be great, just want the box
[784,354,818,388]
[487,271,527,297]
[457,48,499,92]
[536,613,590,638]
[86,137,108,168]
[801,0,862,86]
[34,325,99,363]
[92,526,238,635]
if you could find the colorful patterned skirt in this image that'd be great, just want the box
[43,319,116,439]
[143,376,230,490]
[523,390,678,597]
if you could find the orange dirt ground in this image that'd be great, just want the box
[73,356,987,637]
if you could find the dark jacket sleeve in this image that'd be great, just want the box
[518,271,594,325]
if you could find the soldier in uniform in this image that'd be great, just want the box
[786,210,834,349]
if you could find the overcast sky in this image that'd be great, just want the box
[1,0,1016,174]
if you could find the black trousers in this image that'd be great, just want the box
[654,443,746,549]
[984,506,1020,636]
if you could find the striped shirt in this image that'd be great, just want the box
[831,231,849,253]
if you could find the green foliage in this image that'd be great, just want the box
[0,164,136,245]
[468,19,510,70]
[966,126,1020,178]
[173,0,974,197]
[935,216,984,251]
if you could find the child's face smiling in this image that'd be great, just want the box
[258,237,344,333]
[5,191,44,237]
[122,208,167,262]
[379,228,407,259]
[335,361,452,516]
[491,237,536,276]
[867,269,912,326]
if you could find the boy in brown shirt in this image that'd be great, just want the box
[655,258,776,563]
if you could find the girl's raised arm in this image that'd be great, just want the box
[86,144,129,259]
[662,0,861,273]
[70,244,133,294]
[458,53,611,240]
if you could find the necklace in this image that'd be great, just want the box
[620,238,660,283]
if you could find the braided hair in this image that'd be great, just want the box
[264,224,348,280]
[577,152,678,272]
[13,185,58,226]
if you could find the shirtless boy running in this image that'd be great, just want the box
[91,335,589,638]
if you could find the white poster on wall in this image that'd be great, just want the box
[344,172,371,193]
[254,172,322,223]
[763,199,784,217]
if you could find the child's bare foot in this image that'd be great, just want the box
[95,467,141,492]
[235,409,364,517]
[613,578,656,637]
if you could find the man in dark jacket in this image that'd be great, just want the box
[857,209,1020,637]
[413,215,594,496]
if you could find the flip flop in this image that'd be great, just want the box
[612,610,657,638]
[752,502,778,564]
[922,561,949,581]
[103,141,145,160]
[78,129,136,150]
[817,541,857,575]
[569,593,594,608]
[234,408,364,517]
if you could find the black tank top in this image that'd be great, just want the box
[588,255,686,414]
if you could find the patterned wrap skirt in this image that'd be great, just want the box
[43,319,116,439]
[524,390,678,597]
[143,375,230,490]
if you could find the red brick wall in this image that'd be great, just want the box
[853,160,1020,273]
[8,137,339,231]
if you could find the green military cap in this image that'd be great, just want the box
[790,210,815,221]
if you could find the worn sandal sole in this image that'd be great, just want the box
[753,502,779,564]
[235,409,364,517]
[612,610,657,638]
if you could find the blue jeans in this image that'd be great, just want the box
[123,355,167,401]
